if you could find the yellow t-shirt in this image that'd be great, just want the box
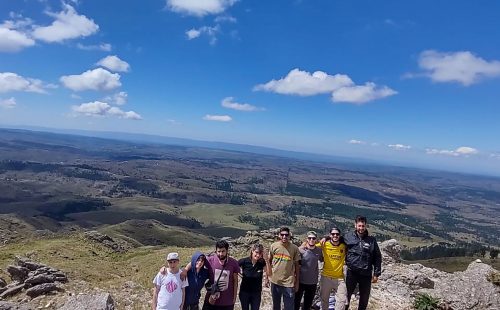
[317,241,346,279]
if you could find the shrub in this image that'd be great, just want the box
[413,293,440,310]
[487,271,500,286]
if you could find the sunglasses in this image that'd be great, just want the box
[330,233,340,236]
[307,237,317,240]
[280,233,290,237]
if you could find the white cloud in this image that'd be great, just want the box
[72,101,141,120]
[96,55,130,72]
[0,24,35,52]
[104,91,128,105]
[167,0,237,17]
[186,29,201,39]
[215,15,237,23]
[0,72,51,94]
[221,97,263,112]
[32,4,99,43]
[388,144,411,151]
[455,146,479,155]
[331,82,397,104]
[254,68,354,96]
[203,114,232,122]
[60,68,121,91]
[70,93,82,99]
[348,139,366,145]
[426,146,479,157]
[76,42,112,51]
[417,50,500,86]
[0,97,16,108]
[185,25,219,45]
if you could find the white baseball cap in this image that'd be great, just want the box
[166,252,179,261]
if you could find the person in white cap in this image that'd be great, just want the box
[153,252,189,310]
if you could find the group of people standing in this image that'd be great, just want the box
[152,215,382,310]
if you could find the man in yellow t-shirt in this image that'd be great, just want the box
[317,227,347,310]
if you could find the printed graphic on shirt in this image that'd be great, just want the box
[165,279,178,293]
[213,269,230,292]
[272,253,292,263]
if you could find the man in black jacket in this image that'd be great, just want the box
[344,215,382,310]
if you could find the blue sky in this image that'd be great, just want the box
[1,0,500,175]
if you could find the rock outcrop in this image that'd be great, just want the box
[0,257,66,300]
[364,240,499,310]
[84,231,129,253]
[233,232,500,310]
[59,292,115,310]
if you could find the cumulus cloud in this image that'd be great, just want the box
[426,146,479,157]
[254,68,397,104]
[60,68,121,91]
[185,25,219,45]
[331,82,397,104]
[0,97,16,108]
[0,72,53,93]
[76,42,112,51]
[388,144,411,150]
[72,101,141,120]
[254,68,353,96]
[221,97,263,112]
[348,139,366,145]
[96,55,130,72]
[32,4,99,43]
[0,17,35,52]
[167,0,237,17]
[416,50,500,86]
[104,91,128,105]
[203,114,232,122]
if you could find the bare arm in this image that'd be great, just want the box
[294,261,300,291]
[152,285,160,310]
[266,250,273,278]
[180,287,185,310]
[179,262,192,281]
[233,272,239,304]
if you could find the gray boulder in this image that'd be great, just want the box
[380,239,402,264]
[24,274,56,287]
[0,283,24,299]
[6,266,28,283]
[0,278,6,288]
[25,283,58,298]
[58,292,115,310]
[0,301,33,310]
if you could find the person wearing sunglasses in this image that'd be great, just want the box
[344,216,382,310]
[317,228,348,310]
[294,231,323,310]
[267,227,301,310]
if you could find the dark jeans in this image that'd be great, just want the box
[294,283,317,310]
[201,303,234,310]
[239,290,262,310]
[271,283,295,310]
[184,304,200,310]
[345,269,372,310]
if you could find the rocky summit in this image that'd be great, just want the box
[0,233,498,309]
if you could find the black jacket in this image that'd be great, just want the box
[344,230,382,277]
